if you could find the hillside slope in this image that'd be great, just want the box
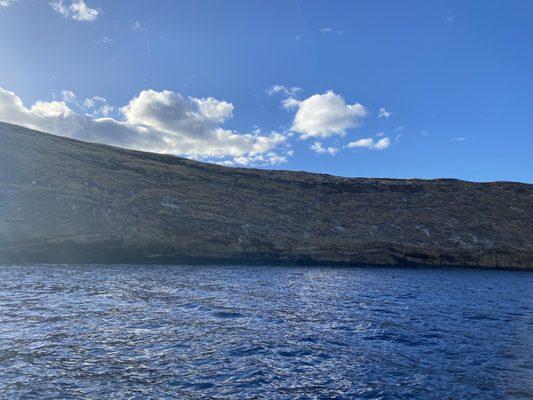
[0,122,532,269]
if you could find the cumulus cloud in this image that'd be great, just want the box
[310,141,339,156]
[290,91,367,139]
[224,151,289,166]
[83,96,104,109]
[50,0,99,22]
[96,104,113,117]
[0,88,81,135]
[120,90,234,134]
[378,107,391,119]
[0,87,288,165]
[347,137,391,150]
[83,96,113,117]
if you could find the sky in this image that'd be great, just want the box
[0,0,532,182]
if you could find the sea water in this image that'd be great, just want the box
[0,264,531,399]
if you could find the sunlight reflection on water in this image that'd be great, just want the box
[0,264,531,399]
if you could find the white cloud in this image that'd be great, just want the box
[378,107,391,119]
[347,137,391,150]
[290,91,367,139]
[0,88,81,135]
[281,97,301,110]
[347,138,373,148]
[96,104,113,117]
[0,87,288,165]
[375,131,385,137]
[120,90,234,132]
[267,84,303,111]
[192,96,234,122]
[319,27,343,35]
[83,96,105,109]
[227,151,290,166]
[0,0,17,8]
[310,141,339,156]
[374,137,391,149]
[60,90,76,103]
[50,0,99,22]
[451,136,466,142]
[83,96,113,117]
[266,85,301,98]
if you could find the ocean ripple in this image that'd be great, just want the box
[0,264,531,399]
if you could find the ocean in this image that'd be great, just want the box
[0,264,531,399]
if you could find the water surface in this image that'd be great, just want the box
[0,265,531,399]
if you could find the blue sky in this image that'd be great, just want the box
[0,0,532,182]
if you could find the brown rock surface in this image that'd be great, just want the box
[1,122,532,269]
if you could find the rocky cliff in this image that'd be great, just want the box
[0,122,532,269]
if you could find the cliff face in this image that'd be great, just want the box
[0,122,532,269]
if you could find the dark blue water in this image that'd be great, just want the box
[0,265,531,399]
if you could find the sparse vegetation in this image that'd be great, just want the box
[1,122,532,269]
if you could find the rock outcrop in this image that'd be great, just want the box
[1,122,532,269]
